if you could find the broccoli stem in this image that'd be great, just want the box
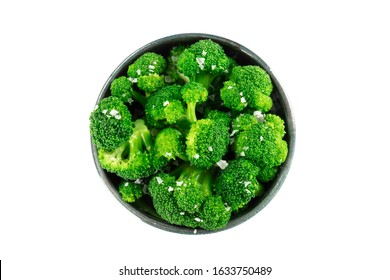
[129,120,153,160]
[176,165,213,196]
[186,102,198,123]
[195,73,215,89]
[131,90,147,106]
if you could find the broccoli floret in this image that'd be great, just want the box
[118,179,144,203]
[144,84,183,128]
[127,52,166,95]
[205,109,232,128]
[186,119,230,169]
[180,82,208,123]
[145,83,207,129]
[177,39,231,89]
[154,127,188,162]
[148,166,231,230]
[148,173,198,228]
[173,165,213,213]
[98,119,155,180]
[214,159,264,211]
[90,96,133,151]
[110,76,147,106]
[220,81,247,111]
[220,65,273,112]
[198,195,231,230]
[231,112,259,132]
[233,114,288,182]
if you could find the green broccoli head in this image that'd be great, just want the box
[205,109,232,128]
[173,165,213,214]
[137,73,165,94]
[231,112,259,132]
[144,84,182,128]
[110,76,133,102]
[198,195,231,231]
[127,52,166,94]
[163,100,186,124]
[180,82,208,123]
[148,167,231,231]
[233,114,288,182]
[148,173,198,228]
[186,119,230,169]
[177,39,231,88]
[110,76,147,106]
[97,119,155,180]
[214,158,264,211]
[118,179,144,203]
[90,96,133,151]
[220,65,273,112]
[154,127,187,162]
[220,81,248,111]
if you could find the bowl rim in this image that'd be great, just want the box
[91,33,296,234]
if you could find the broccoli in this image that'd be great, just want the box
[144,84,183,128]
[153,127,188,165]
[173,165,213,213]
[214,158,264,211]
[144,82,207,128]
[198,195,231,231]
[205,109,232,127]
[97,119,156,180]
[127,52,166,95]
[91,39,290,231]
[118,179,144,203]
[148,166,231,230]
[177,39,231,89]
[220,65,273,112]
[89,96,133,151]
[233,113,288,182]
[180,82,208,123]
[231,112,259,132]
[185,119,230,169]
[110,76,147,106]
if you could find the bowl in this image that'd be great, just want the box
[91,33,296,234]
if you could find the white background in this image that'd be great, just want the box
[1,0,389,279]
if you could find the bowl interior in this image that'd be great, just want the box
[91,33,295,234]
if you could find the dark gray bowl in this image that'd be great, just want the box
[91,33,296,234]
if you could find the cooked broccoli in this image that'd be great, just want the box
[180,82,208,123]
[197,195,231,231]
[177,39,231,89]
[233,113,288,182]
[185,119,230,169]
[214,158,264,211]
[127,52,166,95]
[144,84,183,128]
[205,109,232,127]
[220,65,273,112]
[90,96,133,151]
[148,166,231,230]
[110,76,147,106]
[91,39,290,231]
[173,165,213,213]
[145,82,207,128]
[231,112,259,132]
[97,119,155,180]
[118,179,144,203]
[154,127,188,162]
